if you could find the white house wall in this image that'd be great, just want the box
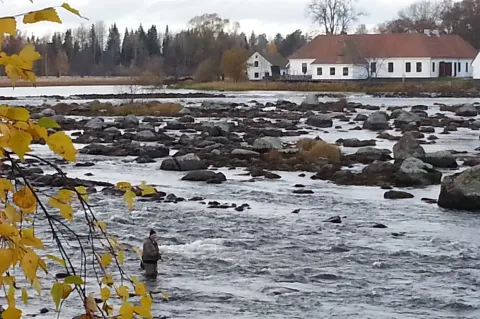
[366,58,432,79]
[310,64,367,80]
[289,59,315,76]
[430,58,474,78]
[247,53,272,81]
[473,53,480,79]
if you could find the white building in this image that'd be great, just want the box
[246,51,289,81]
[473,51,480,79]
[288,33,477,80]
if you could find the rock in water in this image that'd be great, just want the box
[395,157,442,186]
[85,117,104,130]
[455,104,478,117]
[182,170,227,183]
[301,93,320,106]
[438,165,480,211]
[253,137,283,151]
[384,190,414,199]
[363,111,389,131]
[393,132,426,161]
[305,115,333,128]
[160,153,207,171]
[424,151,458,168]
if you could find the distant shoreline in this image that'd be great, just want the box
[0,76,137,88]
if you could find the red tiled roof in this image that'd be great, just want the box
[288,34,477,64]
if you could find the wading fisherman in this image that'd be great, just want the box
[142,229,161,279]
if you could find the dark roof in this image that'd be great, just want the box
[289,34,477,64]
[257,51,289,68]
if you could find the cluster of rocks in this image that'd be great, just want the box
[22,95,480,211]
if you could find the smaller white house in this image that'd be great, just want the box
[473,52,480,79]
[246,51,289,81]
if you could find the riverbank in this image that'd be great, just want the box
[0,76,137,87]
[173,79,480,96]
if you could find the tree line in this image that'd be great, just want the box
[0,13,309,80]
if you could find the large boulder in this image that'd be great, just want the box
[393,132,425,161]
[253,137,283,151]
[347,147,392,163]
[202,121,233,137]
[438,165,480,211]
[455,104,477,117]
[305,115,333,128]
[40,108,56,117]
[301,94,320,106]
[363,111,389,131]
[395,157,442,186]
[85,118,104,130]
[120,115,139,128]
[160,153,207,171]
[424,151,458,168]
[133,130,157,142]
[393,110,421,128]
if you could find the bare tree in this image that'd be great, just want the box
[307,0,365,35]
[355,24,369,34]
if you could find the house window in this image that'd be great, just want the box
[466,62,469,73]
[432,62,435,72]
[330,67,336,75]
[343,67,349,76]
[317,67,323,76]
[254,73,259,78]
[302,63,307,74]
[416,62,422,72]
[458,62,461,72]
[388,62,394,73]
[406,62,411,73]
[254,61,259,67]
[370,62,377,73]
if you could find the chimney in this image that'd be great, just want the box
[424,29,431,36]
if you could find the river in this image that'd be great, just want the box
[2,85,480,319]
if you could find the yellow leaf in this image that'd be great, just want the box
[0,223,19,237]
[32,278,41,295]
[62,284,72,299]
[75,186,88,200]
[46,254,66,267]
[21,251,39,284]
[0,17,16,36]
[101,287,110,301]
[161,291,169,301]
[64,275,84,285]
[7,284,15,307]
[141,186,156,196]
[133,305,153,319]
[101,253,112,268]
[118,302,134,319]
[13,187,36,214]
[86,292,99,313]
[7,107,30,121]
[37,117,60,129]
[0,248,14,275]
[61,3,87,19]
[28,122,48,141]
[116,182,132,191]
[140,295,152,309]
[19,44,42,69]
[4,205,20,223]
[19,229,44,249]
[96,221,106,233]
[101,274,114,286]
[51,282,63,310]
[60,204,73,222]
[118,251,125,265]
[8,129,32,160]
[123,190,136,211]
[23,8,62,24]
[47,131,77,162]
[116,286,129,302]
[2,306,22,319]
[21,288,28,305]
[135,282,147,296]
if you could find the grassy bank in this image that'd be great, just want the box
[173,79,477,94]
[52,102,184,116]
[0,76,138,88]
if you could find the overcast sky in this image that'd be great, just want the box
[3,0,419,39]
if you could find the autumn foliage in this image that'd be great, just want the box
[0,2,164,319]
[220,48,249,82]
[296,138,341,163]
